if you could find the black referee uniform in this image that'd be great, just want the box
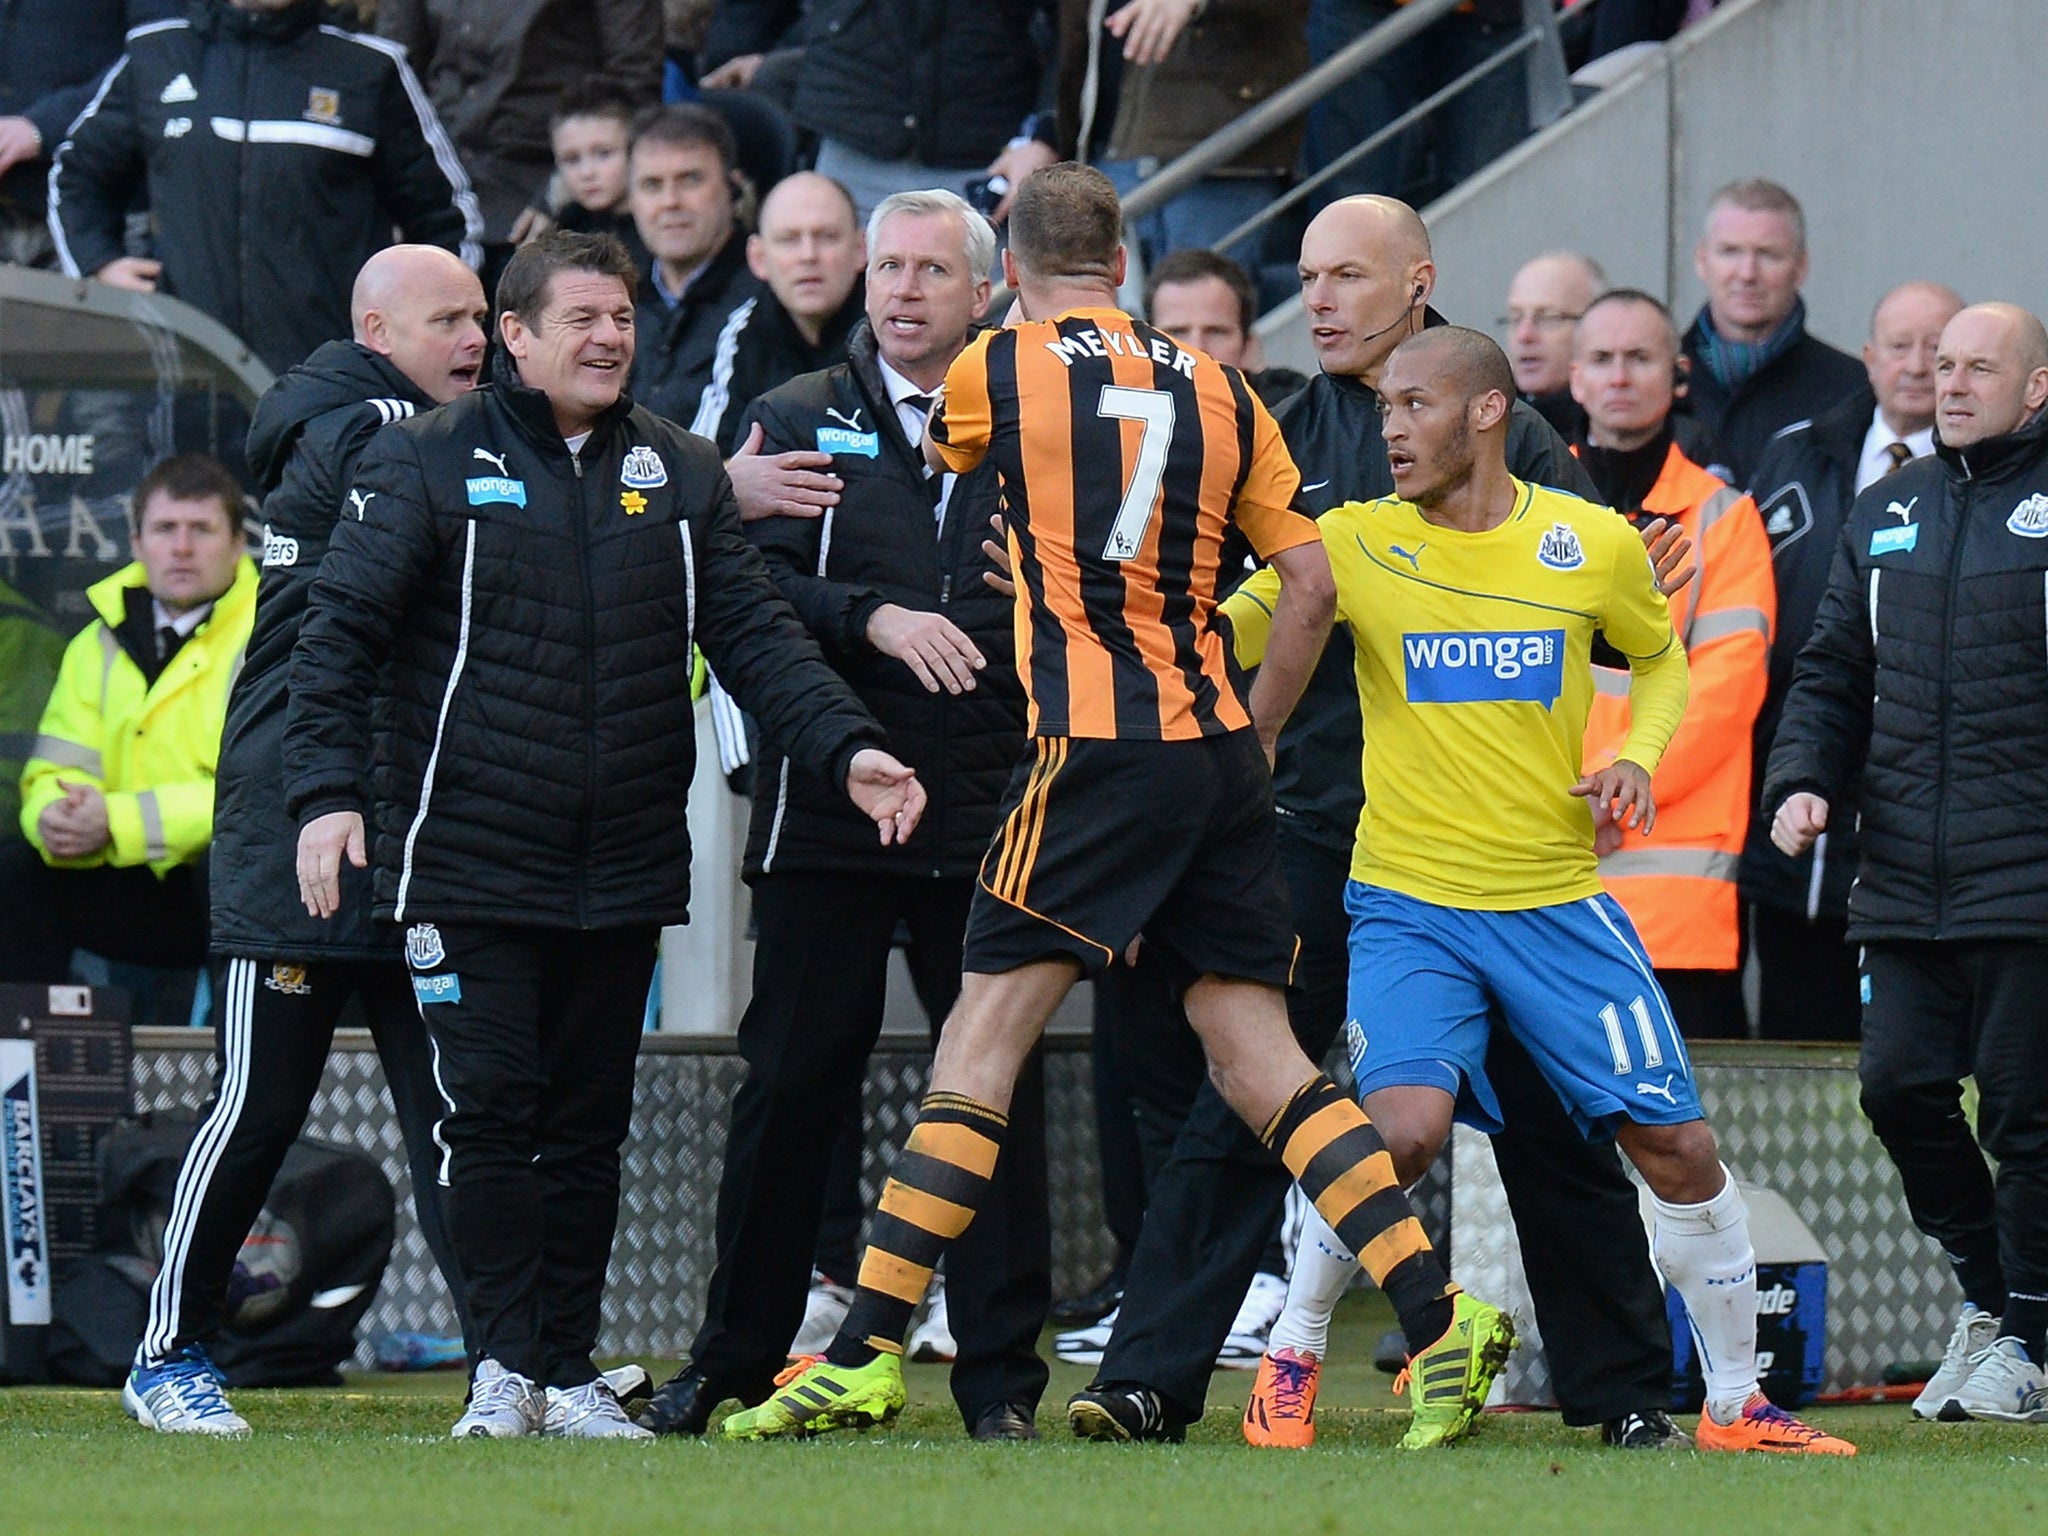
[139,342,470,1367]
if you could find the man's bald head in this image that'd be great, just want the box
[1865,280,1964,437]
[350,245,488,404]
[1297,196,1436,382]
[1504,252,1606,395]
[749,172,865,340]
[1935,301,2048,448]
[1376,328,1517,509]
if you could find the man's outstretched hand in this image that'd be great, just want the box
[1637,516,1697,598]
[1572,758,1656,839]
[846,748,928,845]
[297,809,367,918]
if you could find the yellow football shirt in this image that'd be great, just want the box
[1224,479,1688,910]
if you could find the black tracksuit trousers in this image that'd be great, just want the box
[688,872,1052,1429]
[139,954,467,1362]
[1098,822,1673,1425]
[404,923,659,1388]
[1858,940,2048,1328]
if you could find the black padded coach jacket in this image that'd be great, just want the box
[282,353,885,930]
[1764,407,2048,941]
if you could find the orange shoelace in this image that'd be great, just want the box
[773,1355,823,1389]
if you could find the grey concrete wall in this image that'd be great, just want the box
[1262,0,2048,376]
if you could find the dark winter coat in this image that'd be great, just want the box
[49,0,481,375]
[1680,308,1864,492]
[1763,406,2048,941]
[1738,385,1873,918]
[689,280,865,456]
[737,322,1022,881]
[629,229,764,431]
[282,353,884,930]
[211,342,438,962]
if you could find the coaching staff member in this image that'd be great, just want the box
[122,247,487,1439]
[640,188,1050,1444]
[283,230,926,1441]
[1766,301,2048,1423]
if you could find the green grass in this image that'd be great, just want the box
[3,1296,2041,1536]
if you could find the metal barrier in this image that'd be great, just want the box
[136,1030,1949,1392]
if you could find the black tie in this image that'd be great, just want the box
[906,395,944,512]
[1884,440,1914,475]
[157,625,185,669]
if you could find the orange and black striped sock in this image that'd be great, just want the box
[1261,1074,1457,1355]
[827,1091,1008,1368]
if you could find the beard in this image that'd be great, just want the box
[1408,418,1474,509]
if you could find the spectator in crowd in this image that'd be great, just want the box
[1073,196,1684,1452]
[690,172,867,454]
[0,453,255,983]
[627,104,763,428]
[1505,251,1605,440]
[50,0,482,376]
[699,0,1052,218]
[377,0,662,294]
[1741,279,1962,1042]
[1679,178,1862,489]
[638,189,1052,1444]
[0,577,66,844]
[1766,301,2048,1424]
[1091,0,1308,273]
[1302,0,1530,210]
[0,0,176,267]
[1145,248,1307,405]
[119,246,486,1438]
[283,230,921,1440]
[549,87,647,270]
[1573,288,1774,1040]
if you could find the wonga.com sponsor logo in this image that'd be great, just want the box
[1402,629,1566,708]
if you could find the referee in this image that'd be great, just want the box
[284,231,925,1441]
[124,246,487,1438]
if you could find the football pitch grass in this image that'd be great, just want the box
[3,1296,2040,1536]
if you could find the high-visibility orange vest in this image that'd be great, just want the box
[1584,443,1775,971]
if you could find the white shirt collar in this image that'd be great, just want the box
[876,356,941,413]
[151,597,211,638]
[1856,405,1936,493]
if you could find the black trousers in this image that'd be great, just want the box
[1656,968,1749,1041]
[688,872,1051,1427]
[409,922,658,1387]
[141,955,468,1361]
[0,842,209,980]
[1858,940,2048,1316]
[1099,824,1672,1425]
[1751,905,1862,1042]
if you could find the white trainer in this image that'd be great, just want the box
[1054,1305,1119,1367]
[123,1348,252,1437]
[1216,1271,1290,1370]
[544,1378,656,1439]
[1913,1304,2000,1420]
[452,1358,545,1439]
[1946,1337,2048,1423]
[907,1275,956,1363]
[789,1269,854,1357]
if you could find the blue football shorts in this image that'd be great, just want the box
[1341,881,1701,1139]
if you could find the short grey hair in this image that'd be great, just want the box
[866,188,997,279]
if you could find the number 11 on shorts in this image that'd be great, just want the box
[1599,995,1663,1075]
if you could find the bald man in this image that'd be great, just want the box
[690,172,869,455]
[1077,195,1690,1451]
[1766,301,2048,1425]
[1505,251,1605,426]
[123,246,489,1436]
[1742,280,1964,1042]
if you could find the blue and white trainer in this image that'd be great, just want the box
[124,1346,251,1437]
[1946,1337,2048,1424]
[452,1358,545,1439]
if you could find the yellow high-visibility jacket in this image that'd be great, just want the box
[19,558,257,875]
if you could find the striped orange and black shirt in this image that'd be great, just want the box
[930,306,1317,740]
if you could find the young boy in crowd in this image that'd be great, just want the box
[549,89,646,267]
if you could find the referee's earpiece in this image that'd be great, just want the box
[1412,283,1424,305]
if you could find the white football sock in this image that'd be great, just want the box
[1265,1202,1354,1360]
[1652,1165,1760,1423]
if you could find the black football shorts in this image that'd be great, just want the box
[963,730,1298,993]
